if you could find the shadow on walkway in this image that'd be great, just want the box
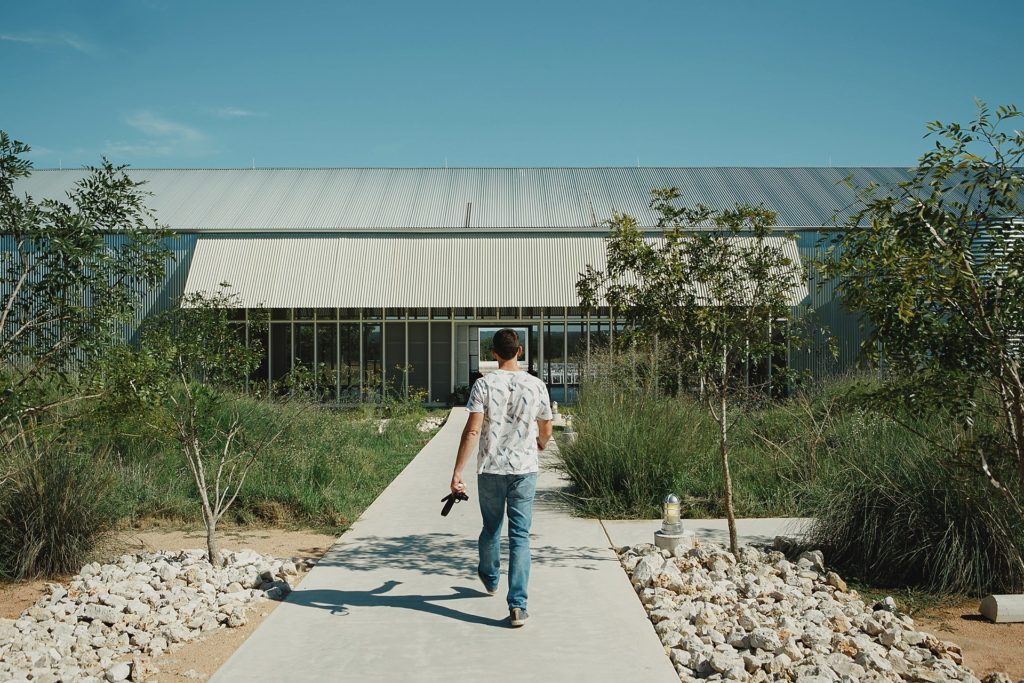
[289,580,510,628]
[316,532,609,576]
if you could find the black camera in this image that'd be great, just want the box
[440,491,469,516]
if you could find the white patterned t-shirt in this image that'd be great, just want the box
[466,370,553,475]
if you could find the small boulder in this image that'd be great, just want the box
[825,571,848,593]
[105,662,130,682]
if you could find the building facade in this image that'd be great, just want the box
[14,167,909,403]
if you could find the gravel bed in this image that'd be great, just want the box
[0,549,314,682]
[620,541,1018,683]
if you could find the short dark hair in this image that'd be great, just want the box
[491,328,521,361]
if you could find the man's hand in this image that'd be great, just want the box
[536,418,552,452]
[450,472,466,495]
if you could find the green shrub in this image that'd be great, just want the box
[0,442,123,580]
[558,386,712,517]
[87,391,434,531]
[559,364,1024,594]
[805,413,1024,595]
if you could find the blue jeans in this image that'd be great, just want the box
[477,472,538,610]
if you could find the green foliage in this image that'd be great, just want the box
[578,197,807,396]
[806,432,1024,595]
[89,392,434,530]
[138,289,263,392]
[559,370,1024,593]
[1,130,170,435]
[821,101,1024,514]
[0,438,123,580]
[559,355,835,520]
[578,195,810,552]
[557,383,711,517]
[355,363,427,418]
[449,384,471,406]
[278,362,339,402]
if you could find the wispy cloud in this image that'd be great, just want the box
[125,111,205,143]
[104,111,211,160]
[0,31,97,55]
[214,107,267,119]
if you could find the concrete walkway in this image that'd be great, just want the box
[212,409,678,683]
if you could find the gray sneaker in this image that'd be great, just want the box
[509,608,529,627]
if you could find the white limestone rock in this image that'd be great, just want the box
[0,548,296,682]
[618,540,982,683]
[104,662,130,681]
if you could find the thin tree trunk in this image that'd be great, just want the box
[720,348,739,557]
[205,512,221,567]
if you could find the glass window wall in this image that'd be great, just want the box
[384,322,406,395]
[315,323,337,400]
[335,324,359,401]
[240,306,627,405]
[544,322,565,403]
[363,323,382,398]
[430,322,452,403]
[407,322,429,396]
[269,323,291,388]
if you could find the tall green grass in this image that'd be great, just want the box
[557,387,711,517]
[0,442,124,579]
[558,381,847,519]
[0,393,437,579]
[558,369,1024,594]
[89,394,434,529]
[804,414,1024,595]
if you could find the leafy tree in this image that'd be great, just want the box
[123,289,275,566]
[0,131,170,444]
[822,102,1024,517]
[578,194,806,554]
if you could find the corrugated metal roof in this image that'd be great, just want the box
[14,167,922,232]
[183,235,807,308]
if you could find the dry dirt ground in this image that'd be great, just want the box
[914,600,1024,680]
[0,527,337,682]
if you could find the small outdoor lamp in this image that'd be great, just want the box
[654,492,693,551]
[661,493,683,535]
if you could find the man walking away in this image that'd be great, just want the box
[450,328,553,627]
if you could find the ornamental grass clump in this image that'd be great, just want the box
[558,381,713,518]
[0,440,123,580]
[806,410,1024,595]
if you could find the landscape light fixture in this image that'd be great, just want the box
[654,493,693,551]
[661,493,683,535]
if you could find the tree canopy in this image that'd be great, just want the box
[821,102,1024,514]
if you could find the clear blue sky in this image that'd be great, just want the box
[3,0,1022,169]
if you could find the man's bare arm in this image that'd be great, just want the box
[536,418,553,451]
[451,411,484,494]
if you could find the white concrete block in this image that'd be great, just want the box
[654,529,695,553]
[979,594,1024,623]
